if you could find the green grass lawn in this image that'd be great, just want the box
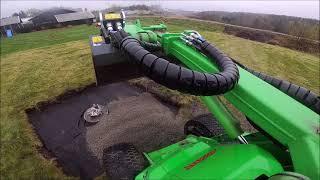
[0,24,99,55]
[1,18,319,179]
[1,40,94,179]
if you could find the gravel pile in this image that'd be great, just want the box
[85,93,185,162]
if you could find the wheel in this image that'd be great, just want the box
[184,113,225,138]
[103,143,148,180]
[268,172,310,180]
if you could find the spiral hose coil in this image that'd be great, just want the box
[110,30,240,96]
[110,30,319,113]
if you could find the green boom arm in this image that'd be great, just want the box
[161,33,319,178]
[122,21,319,178]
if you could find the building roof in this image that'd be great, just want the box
[54,11,95,23]
[71,8,83,12]
[29,8,76,22]
[0,16,21,26]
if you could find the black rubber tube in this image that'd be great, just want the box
[233,60,320,114]
[140,41,162,51]
[111,31,319,113]
[115,32,239,95]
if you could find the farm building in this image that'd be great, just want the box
[30,8,76,29]
[29,8,95,29]
[0,16,22,37]
[54,11,95,25]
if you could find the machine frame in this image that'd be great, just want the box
[90,17,319,179]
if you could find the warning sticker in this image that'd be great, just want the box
[184,149,216,170]
[92,36,103,44]
[104,13,121,20]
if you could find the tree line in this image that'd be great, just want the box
[12,8,42,18]
[190,11,320,41]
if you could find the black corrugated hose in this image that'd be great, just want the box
[110,30,240,96]
[232,59,320,114]
[110,30,319,114]
[139,41,162,51]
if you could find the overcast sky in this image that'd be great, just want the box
[1,1,319,20]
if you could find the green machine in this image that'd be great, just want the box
[90,12,320,180]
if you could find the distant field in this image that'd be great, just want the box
[202,31,319,94]
[133,16,320,55]
[1,18,319,179]
[0,24,98,55]
[131,16,225,33]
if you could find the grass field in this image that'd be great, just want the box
[1,18,319,179]
[0,24,98,55]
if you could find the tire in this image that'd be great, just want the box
[103,143,148,180]
[268,172,310,180]
[184,114,225,138]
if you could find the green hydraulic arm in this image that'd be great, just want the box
[112,21,320,178]
[159,33,319,179]
[124,19,166,43]
[94,12,320,179]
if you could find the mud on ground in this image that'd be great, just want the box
[27,82,206,179]
[27,78,254,179]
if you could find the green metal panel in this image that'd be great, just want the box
[136,135,283,179]
[124,21,165,42]
[160,34,319,178]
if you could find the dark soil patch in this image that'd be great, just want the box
[223,25,320,55]
[27,82,185,179]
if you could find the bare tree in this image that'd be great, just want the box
[25,8,42,17]
[18,11,27,18]
[12,12,19,17]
